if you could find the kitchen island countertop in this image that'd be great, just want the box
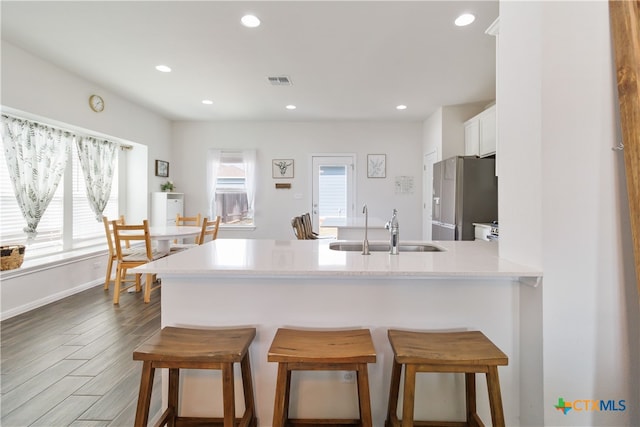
[135,238,541,283]
[133,238,543,425]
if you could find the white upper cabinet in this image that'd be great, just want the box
[464,104,496,157]
[464,119,480,156]
[479,105,496,156]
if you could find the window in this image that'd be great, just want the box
[207,150,256,226]
[0,130,120,259]
[72,142,119,246]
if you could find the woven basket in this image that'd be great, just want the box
[1,245,26,271]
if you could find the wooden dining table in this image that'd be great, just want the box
[148,225,202,253]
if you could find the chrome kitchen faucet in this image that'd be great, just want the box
[385,208,400,255]
[362,204,370,255]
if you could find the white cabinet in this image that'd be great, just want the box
[464,104,496,157]
[151,192,184,226]
[479,105,496,156]
[464,119,480,156]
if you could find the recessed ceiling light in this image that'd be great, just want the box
[396,105,407,110]
[155,65,172,73]
[202,100,213,105]
[285,105,297,110]
[455,13,475,27]
[241,14,261,28]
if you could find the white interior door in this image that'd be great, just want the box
[311,155,355,231]
[423,151,437,240]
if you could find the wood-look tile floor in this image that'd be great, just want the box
[1,285,162,426]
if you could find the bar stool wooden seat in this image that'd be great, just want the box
[133,326,257,427]
[268,328,377,427]
[386,329,508,427]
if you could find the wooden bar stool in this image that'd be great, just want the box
[385,329,508,427]
[268,328,377,427]
[133,326,257,427]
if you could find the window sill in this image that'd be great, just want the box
[0,245,108,280]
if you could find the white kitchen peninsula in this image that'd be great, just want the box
[135,239,541,427]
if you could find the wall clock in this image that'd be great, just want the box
[89,94,104,112]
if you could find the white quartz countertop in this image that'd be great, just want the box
[134,238,542,283]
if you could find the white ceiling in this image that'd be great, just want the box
[1,1,498,122]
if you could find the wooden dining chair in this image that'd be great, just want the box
[291,216,306,240]
[112,219,168,304]
[198,216,221,244]
[301,212,319,239]
[170,213,203,251]
[301,212,333,240]
[174,213,202,243]
[102,215,141,290]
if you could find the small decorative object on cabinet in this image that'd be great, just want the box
[155,160,169,177]
[150,192,184,226]
[160,180,175,192]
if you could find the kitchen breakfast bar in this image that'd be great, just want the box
[134,238,542,426]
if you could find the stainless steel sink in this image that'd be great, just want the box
[329,241,444,252]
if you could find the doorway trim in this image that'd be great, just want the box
[309,153,357,230]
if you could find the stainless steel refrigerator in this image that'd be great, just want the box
[432,156,497,240]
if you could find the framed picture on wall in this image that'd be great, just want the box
[155,160,169,177]
[367,154,386,178]
[272,159,294,178]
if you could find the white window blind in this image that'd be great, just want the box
[1,133,120,257]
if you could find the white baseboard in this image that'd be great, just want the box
[1,279,103,321]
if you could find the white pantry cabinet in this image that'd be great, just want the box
[464,104,496,157]
[150,192,184,226]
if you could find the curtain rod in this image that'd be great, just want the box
[1,112,133,150]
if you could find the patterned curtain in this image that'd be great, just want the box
[76,136,118,221]
[1,115,71,239]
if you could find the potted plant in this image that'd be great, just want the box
[161,180,175,192]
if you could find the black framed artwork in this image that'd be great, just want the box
[155,160,169,177]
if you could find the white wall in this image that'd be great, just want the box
[1,41,171,318]
[500,1,639,426]
[171,121,424,240]
[1,41,171,185]
[422,107,443,161]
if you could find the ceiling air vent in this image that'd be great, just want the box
[267,76,292,86]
